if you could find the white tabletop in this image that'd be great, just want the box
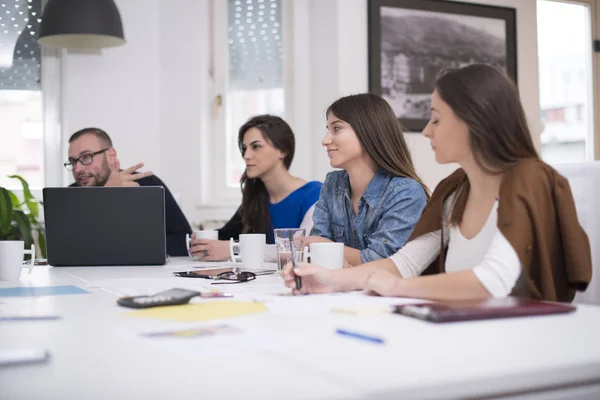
[1,258,600,400]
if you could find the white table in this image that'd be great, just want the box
[1,259,600,400]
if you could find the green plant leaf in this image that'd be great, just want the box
[25,198,39,218]
[3,176,44,254]
[37,228,47,258]
[12,209,34,249]
[8,190,20,209]
[0,187,14,238]
[8,175,39,218]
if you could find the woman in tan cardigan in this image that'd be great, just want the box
[282,64,591,302]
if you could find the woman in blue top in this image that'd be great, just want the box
[307,93,429,265]
[189,115,322,260]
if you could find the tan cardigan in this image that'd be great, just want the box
[408,159,592,302]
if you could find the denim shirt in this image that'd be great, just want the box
[310,169,427,263]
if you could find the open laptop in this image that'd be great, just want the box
[43,187,167,266]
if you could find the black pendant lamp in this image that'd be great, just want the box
[37,0,126,49]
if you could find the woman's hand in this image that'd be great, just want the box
[363,270,403,297]
[189,237,230,261]
[281,262,336,295]
[304,236,333,247]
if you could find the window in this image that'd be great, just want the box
[537,0,597,164]
[0,0,43,189]
[208,0,286,203]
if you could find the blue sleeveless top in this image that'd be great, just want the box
[267,181,322,243]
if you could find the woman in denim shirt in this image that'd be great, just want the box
[307,93,429,265]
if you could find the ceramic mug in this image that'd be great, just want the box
[186,230,219,257]
[303,242,344,270]
[230,234,266,270]
[0,241,35,281]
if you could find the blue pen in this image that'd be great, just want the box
[335,329,384,344]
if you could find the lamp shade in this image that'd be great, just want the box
[37,0,126,49]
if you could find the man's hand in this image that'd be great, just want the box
[105,162,153,187]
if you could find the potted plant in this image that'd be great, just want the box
[0,175,46,259]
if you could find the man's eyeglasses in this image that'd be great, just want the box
[64,149,109,171]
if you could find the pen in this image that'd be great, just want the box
[289,232,302,290]
[335,329,384,344]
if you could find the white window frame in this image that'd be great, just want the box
[200,0,293,207]
[577,0,600,161]
[27,45,63,209]
[41,46,66,190]
[590,0,600,160]
[4,0,63,207]
[537,0,600,162]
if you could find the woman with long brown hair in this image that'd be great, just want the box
[189,115,321,259]
[306,93,429,266]
[284,64,591,302]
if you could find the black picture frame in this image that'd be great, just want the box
[368,0,517,132]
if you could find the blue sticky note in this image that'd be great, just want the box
[0,285,90,297]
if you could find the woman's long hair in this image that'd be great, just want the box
[433,64,539,225]
[326,93,429,197]
[238,115,295,234]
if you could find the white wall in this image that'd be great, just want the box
[62,0,217,227]
[60,0,541,227]
[411,0,542,189]
[157,0,212,225]
[64,0,162,176]
[300,0,541,191]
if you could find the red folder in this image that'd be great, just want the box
[393,297,576,323]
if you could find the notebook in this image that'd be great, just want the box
[393,297,576,323]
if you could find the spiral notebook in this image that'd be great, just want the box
[393,297,576,323]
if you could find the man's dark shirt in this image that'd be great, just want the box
[69,175,192,256]
[218,209,243,241]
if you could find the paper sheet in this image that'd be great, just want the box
[263,291,425,315]
[88,274,281,297]
[124,300,267,321]
[88,278,210,296]
[191,261,278,272]
[140,324,243,338]
[164,256,278,268]
[0,285,89,297]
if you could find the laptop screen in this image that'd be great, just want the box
[43,187,166,266]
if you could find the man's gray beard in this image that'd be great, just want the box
[95,163,111,186]
[95,173,110,187]
[87,159,111,186]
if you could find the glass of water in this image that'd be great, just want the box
[273,228,306,272]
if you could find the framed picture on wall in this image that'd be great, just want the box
[368,0,517,132]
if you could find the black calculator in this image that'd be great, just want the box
[117,288,201,309]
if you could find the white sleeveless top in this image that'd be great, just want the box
[390,199,521,297]
[445,201,498,272]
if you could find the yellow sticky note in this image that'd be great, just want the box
[124,301,267,322]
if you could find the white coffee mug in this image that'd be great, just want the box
[186,230,219,253]
[230,234,266,270]
[0,241,35,281]
[304,242,344,270]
